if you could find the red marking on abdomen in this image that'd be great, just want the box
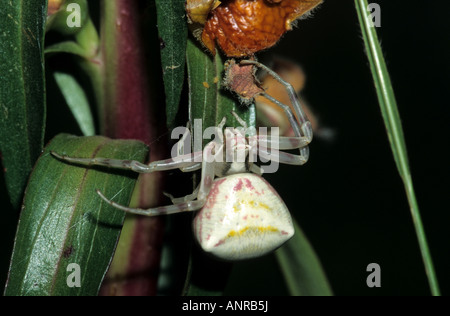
[244,178,261,195]
[234,179,244,192]
[205,178,227,208]
[214,239,225,247]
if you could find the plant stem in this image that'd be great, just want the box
[97,0,167,296]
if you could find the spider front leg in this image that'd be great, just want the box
[240,60,313,141]
[240,59,312,163]
[258,146,308,166]
[51,150,203,173]
[96,190,206,216]
[256,135,310,150]
[96,137,222,216]
[255,134,311,166]
[164,185,200,204]
[52,149,206,216]
[51,122,200,173]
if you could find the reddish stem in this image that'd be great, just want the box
[98,0,167,296]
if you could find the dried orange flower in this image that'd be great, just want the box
[199,0,323,57]
[186,0,222,24]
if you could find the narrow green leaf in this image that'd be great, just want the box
[53,72,95,136]
[355,0,440,296]
[183,39,256,296]
[275,219,333,296]
[45,41,89,58]
[187,38,256,134]
[4,134,148,296]
[0,0,47,209]
[156,0,189,130]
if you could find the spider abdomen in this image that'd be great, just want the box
[193,173,294,260]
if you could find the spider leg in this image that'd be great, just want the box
[256,135,310,150]
[95,122,225,216]
[96,189,205,216]
[250,164,263,175]
[197,133,224,201]
[175,122,192,156]
[51,151,203,173]
[165,122,223,205]
[97,142,220,216]
[180,163,202,172]
[164,185,200,204]
[258,93,310,163]
[258,146,308,166]
[97,141,222,216]
[239,60,312,164]
[240,59,313,142]
[231,110,248,129]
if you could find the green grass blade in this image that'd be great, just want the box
[0,0,47,209]
[275,219,333,296]
[355,0,440,296]
[4,134,148,296]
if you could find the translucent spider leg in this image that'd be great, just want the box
[256,135,310,150]
[175,123,203,172]
[240,60,312,163]
[51,120,201,173]
[256,132,310,165]
[197,117,227,201]
[180,163,202,172]
[240,59,313,141]
[96,139,222,216]
[95,118,227,216]
[164,185,200,204]
[258,146,308,165]
[51,150,203,173]
[254,134,310,166]
[230,110,250,132]
[96,189,206,216]
[176,121,192,156]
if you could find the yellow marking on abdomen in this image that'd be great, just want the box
[227,226,279,238]
[233,200,272,212]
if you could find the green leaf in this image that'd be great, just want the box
[183,39,257,296]
[156,0,189,130]
[355,0,440,296]
[53,71,95,136]
[0,0,47,209]
[186,38,256,136]
[275,219,333,296]
[4,134,148,296]
[45,41,89,58]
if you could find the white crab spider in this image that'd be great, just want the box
[52,61,313,260]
